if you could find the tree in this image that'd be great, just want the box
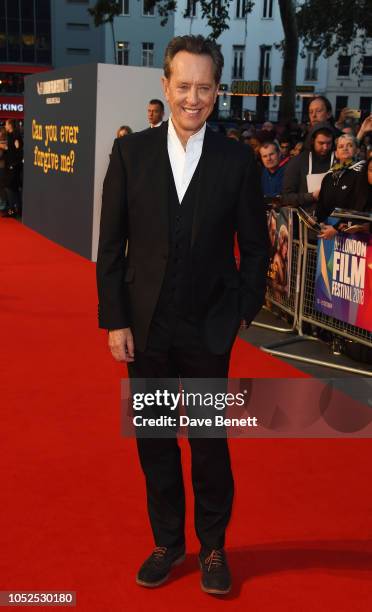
[297,0,372,60]
[152,0,298,123]
[88,0,121,64]
[88,0,289,117]
[277,1,298,124]
[88,1,371,122]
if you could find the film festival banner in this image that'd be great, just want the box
[314,227,372,332]
[267,207,293,298]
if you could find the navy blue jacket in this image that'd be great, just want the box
[261,165,285,197]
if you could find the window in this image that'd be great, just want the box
[117,41,129,65]
[262,0,273,18]
[143,0,155,16]
[66,23,90,30]
[0,0,51,63]
[360,97,372,115]
[338,55,351,77]
[120,0,130,15]
[185,0,197,17]
[35,0,51,19]
[362,56,372,76]
[236,0,248,18]
[35,0,51,63]
[232,45,245,79]
[335,96,348,119]
[142,42,154,66]
[211,0,221,17]
[263,47,271,79]
[305,50,318,81]
[66,48,90,55]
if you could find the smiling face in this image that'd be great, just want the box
[162,50,218,146]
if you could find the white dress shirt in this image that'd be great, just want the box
[167,117,206,203]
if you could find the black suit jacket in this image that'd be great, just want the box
[96,122,269,354]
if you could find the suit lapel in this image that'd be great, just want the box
[191,127,225,249]
[147,122,169,250]
[150,123,225,251]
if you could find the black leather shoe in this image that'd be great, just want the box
[136,546,186,588]
[199,549,231,595]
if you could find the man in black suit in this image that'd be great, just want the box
[97,35,269,595]
[147,98,165,128]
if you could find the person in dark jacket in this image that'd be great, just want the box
[0,126,7,210]
[259,141,285,199]
[316,134,369,238]
[96,35,269,596]
[0,119,23,216]
[303,96,342,149]
[367,156,372,210]
[282,123,335,209]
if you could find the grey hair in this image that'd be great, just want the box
[336,133,358,148]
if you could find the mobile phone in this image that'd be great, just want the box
[347,109,361,120]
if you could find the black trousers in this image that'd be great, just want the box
[128,309,234,551]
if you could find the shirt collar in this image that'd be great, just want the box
[168,116,206,150]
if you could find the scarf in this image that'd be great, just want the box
[329,159,354,186]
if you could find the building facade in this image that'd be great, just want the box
[0,0,53,120]
[325,39,372,119]
[174,0,328,121]
[50,0,174,71]
[51,0,104,68]
[0,0,172,121]
[109,0,174,69]
[1,0,370,124]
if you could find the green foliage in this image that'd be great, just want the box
[140,0,254,40]
[149,0,177,27]
[297,0,372,57]
[88,0,121,26]
[88,0,371,51]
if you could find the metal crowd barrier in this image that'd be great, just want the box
[253,207,303,333]
[299,224,372,348]
[259,208,372,376]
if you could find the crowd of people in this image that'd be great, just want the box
[3,95,372,227]
[220,97,372,233]
[118,95,372,234]
[112,95,371,364]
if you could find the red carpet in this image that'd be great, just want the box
[0,218,371,611]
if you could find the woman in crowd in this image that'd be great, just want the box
[116,125,132,138]
[315,134,369,239]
